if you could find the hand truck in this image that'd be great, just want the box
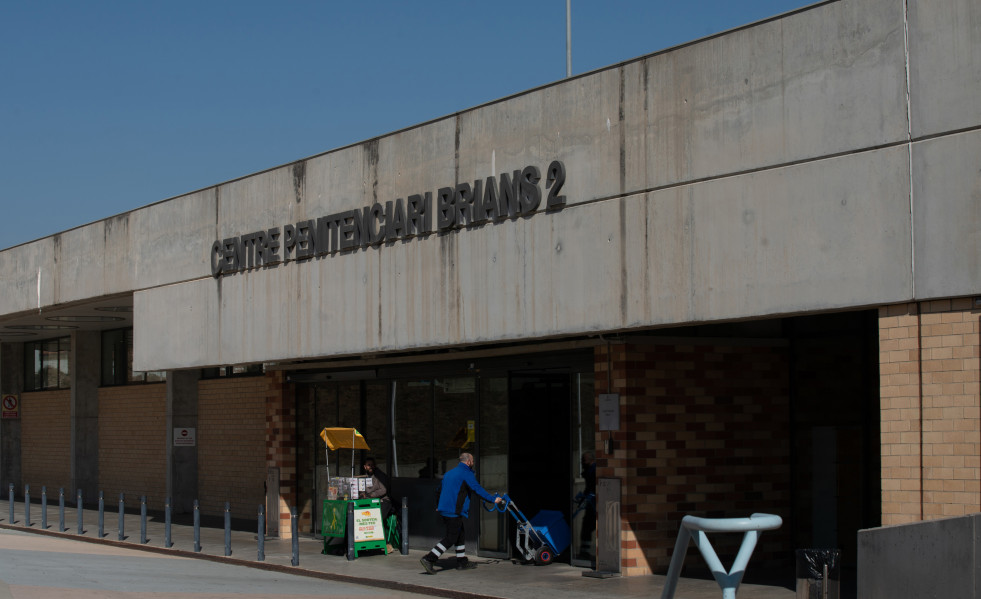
[485,494,570,565]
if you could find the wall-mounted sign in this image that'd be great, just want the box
[1,394,19,419]
[210,160,568,277]
[598,393,620,431]
[173,427,196,447]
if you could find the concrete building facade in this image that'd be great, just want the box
[0,0,978,583]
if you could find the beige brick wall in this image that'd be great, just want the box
[879,299,981,525]
[596,341,791,576]
[198,376,267,519]
[98,384,167,507]
[21,389,72,494]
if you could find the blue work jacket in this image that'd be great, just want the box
[437,461,497,518]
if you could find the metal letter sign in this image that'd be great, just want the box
[210,160,568,277]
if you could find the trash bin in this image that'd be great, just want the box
[795,549,840,599]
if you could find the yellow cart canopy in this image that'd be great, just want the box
[320,427,370,451]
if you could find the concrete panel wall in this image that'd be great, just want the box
[51,227,108,304]
[2,0,979,371]
[913,130,981,299]
[126,189,217,290]
[858,514,981,599]
[128,0,928,371]
[133,279,220,369]
[136,143,913,370]
[688,146,913,320]
[0,188,217,314]
[908,0,981,137]
[0,241,55,315]
[638,0,908,189]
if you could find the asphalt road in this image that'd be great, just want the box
[0,528,422,599]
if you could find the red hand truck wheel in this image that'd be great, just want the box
[534,546,554,566]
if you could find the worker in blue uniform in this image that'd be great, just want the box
[420,452,503,574]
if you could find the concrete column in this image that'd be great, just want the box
[71,331,101,500]
[0,342,24,493]
[166,369,199,514]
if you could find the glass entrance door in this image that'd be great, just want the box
[570,372,596,566]
[477,377,508,556]
[292,352,595,560]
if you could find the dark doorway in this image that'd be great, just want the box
[507,372,573,561]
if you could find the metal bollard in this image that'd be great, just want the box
[224,502,231,556]
[8,483,13,524]
[76,489,83,535]
[140,496,147,544]
[165,497,172,548]
[59,488,65,532]
[346,502,355,561]
[118,493,125,541]
[291,507,299,566]
[401,496,409,555]
[41,487,47,530]
[98,492,105,538]
[257,505,265,562]
[193,500,201,552]
[24,484,30,527]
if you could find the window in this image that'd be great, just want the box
[24,337,71,391]
[101,328,166,386]
[200,364,264,379]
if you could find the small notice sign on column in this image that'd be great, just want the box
[1,395,19,419]
[173,427,196,447]
[598,393,620,431]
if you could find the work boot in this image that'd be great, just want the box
[456,560,477,570]
[420,557,437,575]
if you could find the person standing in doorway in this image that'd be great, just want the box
[419,452,503,574]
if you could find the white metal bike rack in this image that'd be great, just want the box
[660,513,783,599]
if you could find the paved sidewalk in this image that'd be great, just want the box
[0,498,795,599]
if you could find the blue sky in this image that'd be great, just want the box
[1,1,812,249]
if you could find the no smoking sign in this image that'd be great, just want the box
[2,395,20,419]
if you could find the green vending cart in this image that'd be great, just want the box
[322,497,388,557]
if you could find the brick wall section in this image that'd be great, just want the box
[21,389,72,494]
[595,341,791,577]
[198,377,267,519]
[265,370,297,537]
[98,384,167,507]
[879,299,981,525]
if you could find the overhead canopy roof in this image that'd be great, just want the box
[319,427,370,451]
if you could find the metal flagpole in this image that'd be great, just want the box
[566,0,572,77]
